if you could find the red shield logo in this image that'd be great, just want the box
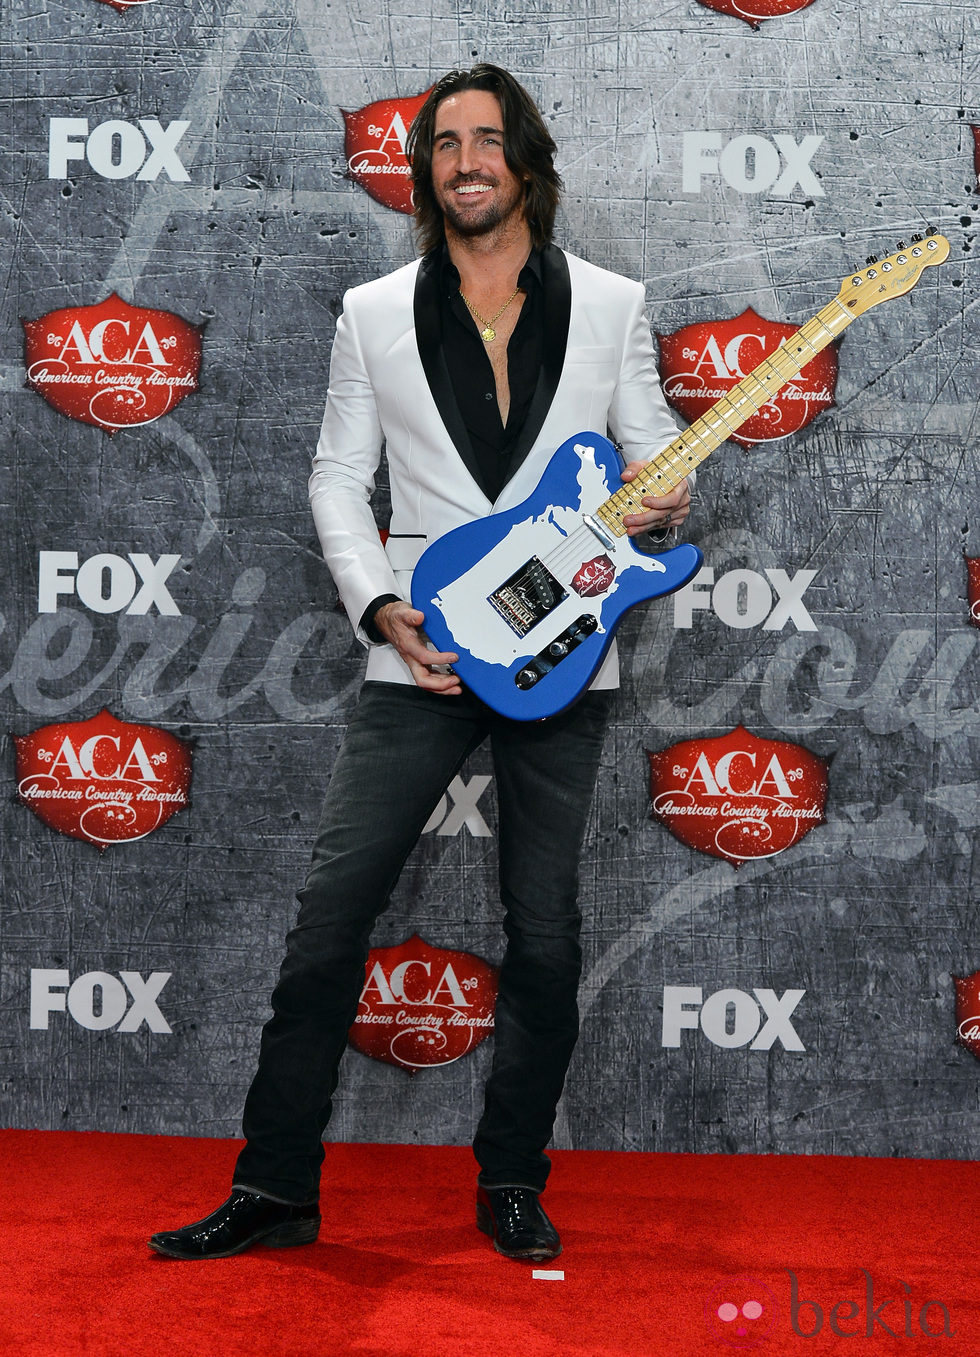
[953,971,980,1061]
[14,710,192,849]
[343,89,432,215]
[348,934,498,1073]
[967,555,980,629]
[572,554,615,598]
[657,307,837,447]
[22,294,202,432]
[647,725,828,865]
[696,0,817,26]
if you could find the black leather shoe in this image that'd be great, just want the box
[476,1184,562,1261]
[148,1190,320,1259]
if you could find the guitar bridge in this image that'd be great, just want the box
[488,557,567,638]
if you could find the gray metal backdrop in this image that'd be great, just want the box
[2,0,977,1159]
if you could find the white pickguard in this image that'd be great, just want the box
[431,445,665,665]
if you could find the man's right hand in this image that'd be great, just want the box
[373,600,462,695]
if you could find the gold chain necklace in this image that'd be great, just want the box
[459,286,521,342]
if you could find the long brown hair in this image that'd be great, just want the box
[406,64,563,255]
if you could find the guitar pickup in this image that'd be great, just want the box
[489,556,567,638]
[514,614,599,689]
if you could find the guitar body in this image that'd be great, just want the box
[411,431,703,720]
[410,234,950,719]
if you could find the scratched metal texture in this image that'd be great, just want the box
[0,0,977,1160]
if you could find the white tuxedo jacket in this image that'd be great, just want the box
[309,245,684,688]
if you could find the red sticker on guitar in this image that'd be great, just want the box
[572,554,615,597]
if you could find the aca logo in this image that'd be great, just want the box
[657,309,838,447]
[342,88,432,214]
[14,710,192,849]
[695,0,817,27]
[971,126,980,185]
[48,118,190,181]
[94,0,158,10]
[967,555,980,629]
[22,294,202,431]
[348,934,498,1073]
[953,969,980,1062]
[573,554,615,598]
[647,726,828,865]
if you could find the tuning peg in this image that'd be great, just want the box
[910,232,923,243]
[865,254,879,265]
[925,222,937,235]
[895,240,906,250]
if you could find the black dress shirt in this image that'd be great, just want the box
[440,246,544,504]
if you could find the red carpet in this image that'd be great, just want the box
[0,1130,975,1356]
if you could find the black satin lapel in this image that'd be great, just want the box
[506,243,571,480]
[413,253,486,494]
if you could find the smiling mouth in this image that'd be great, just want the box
[453,183,493,195]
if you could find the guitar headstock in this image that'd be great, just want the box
[837,229,950,316]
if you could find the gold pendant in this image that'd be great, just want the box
[481,326,495,342]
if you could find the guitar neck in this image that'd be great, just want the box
[596,294,857,536]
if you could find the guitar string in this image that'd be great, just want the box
[502,327,847,599]
[507,286,889,587]
[541,526,598,576]
[480,245,943,649]
[546,319,829,565]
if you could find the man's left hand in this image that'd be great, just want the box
[619,464,692,536]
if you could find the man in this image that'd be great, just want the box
[149,63,691,1263]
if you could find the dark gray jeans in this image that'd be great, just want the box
[233,679,613,1203]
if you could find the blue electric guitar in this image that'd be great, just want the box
[412,232,949,720]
